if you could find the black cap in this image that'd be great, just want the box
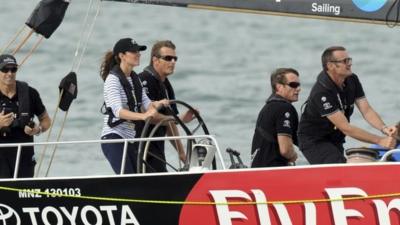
[113,38,147,55]
[0,54,18,70]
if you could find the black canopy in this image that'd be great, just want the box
[26,0,70,38]
[58,71,78,111]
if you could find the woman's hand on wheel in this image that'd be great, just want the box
[152,99,170,110]
[143,107,157,120]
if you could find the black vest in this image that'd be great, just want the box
[0,81,31,136]
[103,66,143,128]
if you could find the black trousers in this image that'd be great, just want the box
[300,139,346,164]
[101,133,138,174]
[0,151,35,178]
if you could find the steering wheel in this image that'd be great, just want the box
[136,100,211,173]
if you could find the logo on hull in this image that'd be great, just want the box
[0,204,21,225]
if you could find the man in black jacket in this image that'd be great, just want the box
[251,68,300,167]
[298,46,396,164]
[0,54,51,178]
[138,40,195,172]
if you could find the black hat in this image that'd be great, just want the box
[0,54,18,70]
[113,38,146,55]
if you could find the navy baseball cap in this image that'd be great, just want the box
[113,38,146,55]
[0,54,18,70]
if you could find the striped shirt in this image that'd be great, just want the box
[101,74,151,139]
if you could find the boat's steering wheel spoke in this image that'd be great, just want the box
[137,100,210,173]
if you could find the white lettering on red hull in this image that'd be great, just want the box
[252,189,271,225]
[210,190,251,225]
[210,187,400,225]
[325,187,366,225]
[373,199,400,225]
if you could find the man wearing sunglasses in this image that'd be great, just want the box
[137,40,195,172]
[251,68,300,167]
[298,46,396,164]
[0,54,51,178]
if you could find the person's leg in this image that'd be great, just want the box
[0,154,12,178]
[318,142,346,163]
[301,140,346,164]
[16,146,36,178]
[147,148,167,172]
[135,141,167,173]
[17,156,36,178]
[0,148,34,178]
[124,142,137,174]
[101,133,125,174]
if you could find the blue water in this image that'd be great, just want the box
[1,1,399,176]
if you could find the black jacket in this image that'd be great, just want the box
[251,94,298,167]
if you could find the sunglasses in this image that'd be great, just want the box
[158,55,178,62]
[285,82,301,89]
[0,67,18,73]
[331,57,352,65]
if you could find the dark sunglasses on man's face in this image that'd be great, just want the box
[331,57,352,65]
[285,82,301,89]
[159,55,178,62]
[0,67,18,73]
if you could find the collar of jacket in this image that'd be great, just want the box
[144,65,163,81]
[316,70,352,92]
[110,64,138,77]
[266,93,290,104]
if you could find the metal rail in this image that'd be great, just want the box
[0,134,226,179]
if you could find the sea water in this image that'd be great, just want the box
[1,1,399,176]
